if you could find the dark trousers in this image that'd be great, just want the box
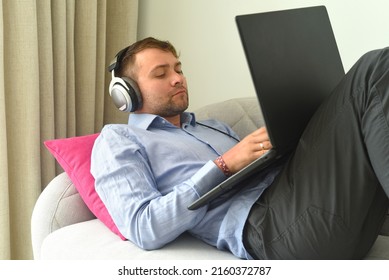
[243,48,389,259]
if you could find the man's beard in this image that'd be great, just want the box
[157,94,189,118]
[158,95,189,117]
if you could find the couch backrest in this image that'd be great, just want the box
[194,97,264,139]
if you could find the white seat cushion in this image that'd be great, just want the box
[40,219,239,260]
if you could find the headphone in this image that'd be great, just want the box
[108,47,142,112]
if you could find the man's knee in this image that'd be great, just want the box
[357,47,389,82]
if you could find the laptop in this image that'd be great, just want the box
[188,6,345,210]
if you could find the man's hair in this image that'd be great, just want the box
[117,37,179,78]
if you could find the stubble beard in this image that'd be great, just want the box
[158,94,189,118]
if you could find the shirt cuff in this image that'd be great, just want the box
[190,160,227,197]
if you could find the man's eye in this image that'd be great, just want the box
[155,73,165,78]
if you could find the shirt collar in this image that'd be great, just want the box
[128,112,196,130]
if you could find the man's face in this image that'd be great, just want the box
[131,48,189,117]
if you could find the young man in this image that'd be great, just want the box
[91,37,389,259]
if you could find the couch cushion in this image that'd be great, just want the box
[194,97,264,139]
[364,235,389,259]
[44,134,126,240]
[40,219,389,260]
[40,219,238,260]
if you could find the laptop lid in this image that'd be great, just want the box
[235,5,345,153]
[188,6,345,210]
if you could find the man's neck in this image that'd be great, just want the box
[164,115,181,127]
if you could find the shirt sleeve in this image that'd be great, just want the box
[90,125,226,250]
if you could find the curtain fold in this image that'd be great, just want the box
[0,0,138,260]
[0,0,10,260]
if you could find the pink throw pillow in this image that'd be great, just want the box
[44,134,126,240]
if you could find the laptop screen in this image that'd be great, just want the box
[236,6,345,152]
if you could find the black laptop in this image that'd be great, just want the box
[188,6,345,210]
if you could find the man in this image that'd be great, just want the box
[91,37,389,259]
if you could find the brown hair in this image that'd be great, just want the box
[117,37,179,78]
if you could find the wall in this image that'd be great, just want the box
[138,0,389,110]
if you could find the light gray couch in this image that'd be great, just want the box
[31,97,389,259]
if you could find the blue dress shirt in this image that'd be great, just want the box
[91,112,280,259]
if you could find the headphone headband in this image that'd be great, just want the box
[108,46,129,73]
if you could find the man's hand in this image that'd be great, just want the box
[218,127,272,174]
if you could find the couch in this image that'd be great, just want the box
[31,97,389,259]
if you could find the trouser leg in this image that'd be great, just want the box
[244,48,389,259]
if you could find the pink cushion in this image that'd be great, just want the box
[44,134,126,240]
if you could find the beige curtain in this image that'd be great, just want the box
[0,0,138,260]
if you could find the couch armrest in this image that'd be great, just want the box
[31,172,95,259]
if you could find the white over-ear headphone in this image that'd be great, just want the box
[108,47,142,112]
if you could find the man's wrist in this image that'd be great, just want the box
[215,156,232,177]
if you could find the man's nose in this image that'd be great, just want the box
[171,72,185,86]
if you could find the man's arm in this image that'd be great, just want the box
[91,125,226,250]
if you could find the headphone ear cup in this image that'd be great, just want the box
[108,76,142,112]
